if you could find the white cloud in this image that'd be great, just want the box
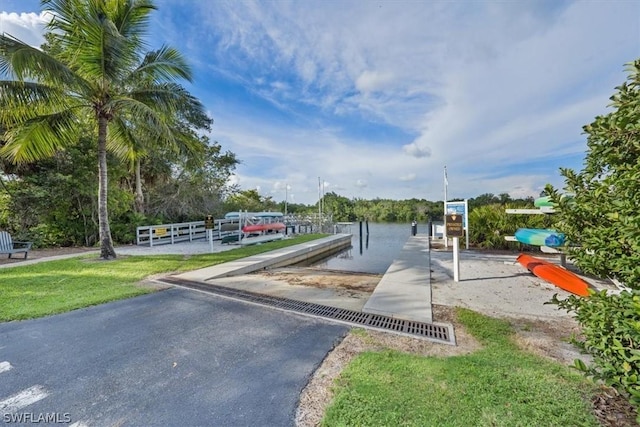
[227,174,239,187]
[355,70,394,94]
[402,143,431,158]
[0,11,50,47]
[399,174,416,182]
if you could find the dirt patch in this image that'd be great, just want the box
[511,316,590,366]
[256,267,381,293]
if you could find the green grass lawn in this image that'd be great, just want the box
[322,308,599,427]
[0,234,326,322]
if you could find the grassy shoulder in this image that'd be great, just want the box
[0,234,326,322]
[322,308,599,427]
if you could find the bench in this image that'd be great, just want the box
[0,231,33,259]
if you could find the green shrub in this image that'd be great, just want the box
[468,203,554,249]
[550,290,640,420]
[23,224,72,248]
[545,60,640,290]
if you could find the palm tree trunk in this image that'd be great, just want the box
[98,116,117,259]
[134,158,145,214]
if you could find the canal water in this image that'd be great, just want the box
[304,222,420,274]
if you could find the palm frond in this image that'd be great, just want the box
[107,115,147,162]
[0,33,90,92]
[43,0,140,82]
[0,109,82,163]
[130,45,192,83]
[0,81,86,124]
[129,82,205,118]
[172,127,207,158]
[108,0,156,46]
[109,97,176,146]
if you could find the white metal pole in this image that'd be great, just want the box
[444,165,448,248]
[453,236,460,282]
[318,177,322,230]
[465,199,470,250]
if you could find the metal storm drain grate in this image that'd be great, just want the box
[159,277,455,345]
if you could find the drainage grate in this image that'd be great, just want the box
[159,277,455,345]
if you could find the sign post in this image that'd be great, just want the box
[445,200,469,249]
[446,214,464,282]
[205,215,215,252]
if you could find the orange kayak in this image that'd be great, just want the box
[516,254,590,297]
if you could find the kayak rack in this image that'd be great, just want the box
[505,208,566,267]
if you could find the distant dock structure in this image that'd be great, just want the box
[136,211,339,247]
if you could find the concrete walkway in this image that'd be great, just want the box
[363,235,432,323]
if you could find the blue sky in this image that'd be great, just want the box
[1,0,639,205]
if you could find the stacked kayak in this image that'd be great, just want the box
[534,194,573,208]
[517,254,590,297]
[514,228,565,247]
[534,196,554,207]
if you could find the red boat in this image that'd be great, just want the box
[242,222,285,233]
[516,254,590,297]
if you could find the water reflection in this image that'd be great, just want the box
[307,222,415,274]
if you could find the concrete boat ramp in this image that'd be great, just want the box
[176,234,353,281]
[362,236,432,323]
[171,233,434,324]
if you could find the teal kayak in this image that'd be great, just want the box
[514,228,565,247]
[534,196,554,207]
[534,194,573,208]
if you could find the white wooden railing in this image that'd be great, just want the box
[136,219,241,247]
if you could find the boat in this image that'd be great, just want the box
[516,254,590,297]
[514,228,565,247]
[224,211,284,220]
[242,222,286,233]
[219,220,240,232]
[240,233,285,246]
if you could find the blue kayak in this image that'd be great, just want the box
[514,228,565,247]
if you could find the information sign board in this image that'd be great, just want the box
[446,214,464,237]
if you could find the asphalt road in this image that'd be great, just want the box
[0,288,349,426]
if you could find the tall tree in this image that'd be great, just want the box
[0,0,206,259]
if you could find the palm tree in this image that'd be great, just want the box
[0,0,206,259]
